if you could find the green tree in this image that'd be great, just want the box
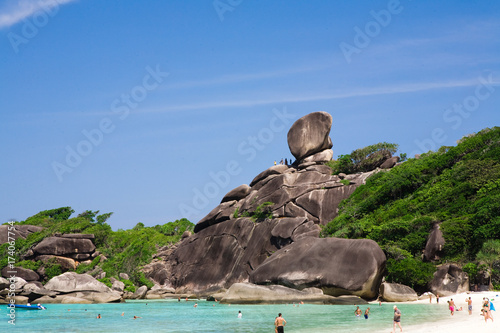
[96,212,113,225]
[476,240,500,288]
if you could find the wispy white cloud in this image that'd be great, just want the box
[143,77,500,113]
[164,64,332,90]
[36,76,500,118]
[0,0,77,29]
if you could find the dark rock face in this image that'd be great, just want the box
[287,111,333,161]
[1,267,39,282]
[249,237,386,299]
[423,223,445,261]
[429,264,469,296]
[33,237,95,256]
[380,156,400,169]
[144,217,318,293]
[221,184,251,203]
[172,218,307,292]
[194,167,368,234]
[379,282,418,302]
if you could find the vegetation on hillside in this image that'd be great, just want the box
[322,127,500,291]
[0,208,193,287]
[326,142,404,174]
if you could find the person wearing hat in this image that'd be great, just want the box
[393,305,402,333]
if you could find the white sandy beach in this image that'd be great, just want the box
[375,291,499,333]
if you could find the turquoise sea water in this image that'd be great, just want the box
[1,300,451,332]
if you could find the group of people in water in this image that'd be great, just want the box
[88,294,496,331]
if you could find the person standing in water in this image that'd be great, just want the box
[449,299,456,316]
[274,313,286,333]
[467,297,472,315]
[393,306,402,333]
[364,308,370,319]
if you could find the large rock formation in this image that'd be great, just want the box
[153,217,319,293]
[423,223,445,262]
[429,264,469,296]
[143,111,395,300]
[249,238,386,299]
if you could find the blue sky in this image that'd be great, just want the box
[1,0,499,230]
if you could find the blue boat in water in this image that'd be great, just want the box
[14,304,46,310]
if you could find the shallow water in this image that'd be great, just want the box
[1,300,451,332]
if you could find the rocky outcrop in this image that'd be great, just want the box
[6,272,124,304]
[1,267,39,282]
[0,277,9,289]
[0,225,43,245]
[194,167,370,234]
[423,223,445,262]
[143,111,398,299]
[379,282,418,302]
[112,280,125,292]
[44,272,111,293]
[249,237,386,299]
[380,156,400,169]
[218,283,368,305]
[145,285,175,300]
[35,255,77,272]
[64,291,122,303]
[429,264,469,297]
[33,237,95,256]
[130,285,148,299]
[287,111,333,161]
[161,217,316,293]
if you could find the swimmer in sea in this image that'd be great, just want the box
[364,307,370,319]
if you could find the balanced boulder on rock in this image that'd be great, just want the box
[287,111,333,162]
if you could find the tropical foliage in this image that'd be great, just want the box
[322,127,500,291]
[0,209,193,288]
